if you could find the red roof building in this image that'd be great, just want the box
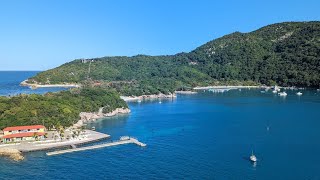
[3,125,45,132]
[3,132,45,139]
[2,125,46,143]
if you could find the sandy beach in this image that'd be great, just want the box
[193,85,262,90]
[20,80,80,88]
[120,93,176,102]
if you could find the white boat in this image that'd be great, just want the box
[91,126,95,131]
[273,85,281,92]
[120,136,130,141]
[250,151,257,162]
[137,99,142,103]
[272,90,277,93]
[159,101,162,104]
[278,92,287,96]
[296,92,302,96]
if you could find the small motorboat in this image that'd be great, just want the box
[250,151,257,162]
[272,90,277,93]
[273,85,281,92]
[296,92,302,96]
[278,92,287,96]
[120,136,130,141]
[91,126,96,131]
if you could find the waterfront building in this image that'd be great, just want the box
[2,125,46,143]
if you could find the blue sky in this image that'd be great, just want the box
[0,0,319,70]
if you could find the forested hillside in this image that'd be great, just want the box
[28,21,320,95]
[0,88,127,129]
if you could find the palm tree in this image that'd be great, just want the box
[33,132,39,141]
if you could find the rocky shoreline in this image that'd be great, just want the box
[0,148,24,161]
[175,91,197,94]
[73,107,131,128]
[120,93,176,102]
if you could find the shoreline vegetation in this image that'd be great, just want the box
[0,87,131,161]
[26,22,320,94]
[0,88,128,129]
[2,21,320,161]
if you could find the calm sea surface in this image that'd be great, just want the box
[1,71,320,179]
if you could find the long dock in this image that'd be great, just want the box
[46,137,146,156]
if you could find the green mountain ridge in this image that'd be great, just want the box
[28,21,320,95]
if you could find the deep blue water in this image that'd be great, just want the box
[0,71,71,96]
[1,71,320,179]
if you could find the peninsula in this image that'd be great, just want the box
[25,21,320,96]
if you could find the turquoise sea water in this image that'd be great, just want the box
[1,71,320,179]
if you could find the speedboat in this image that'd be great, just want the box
[296,92,302,96]
[250,151,257,162]
[272,90,277,93]
[278,92,287,96]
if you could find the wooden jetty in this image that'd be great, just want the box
[46,137,146,156]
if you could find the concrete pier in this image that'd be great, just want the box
[0,130,109,153]
[46,138,146,156]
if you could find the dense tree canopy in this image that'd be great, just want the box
[0,88,127,129]
[28,21,320,95]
